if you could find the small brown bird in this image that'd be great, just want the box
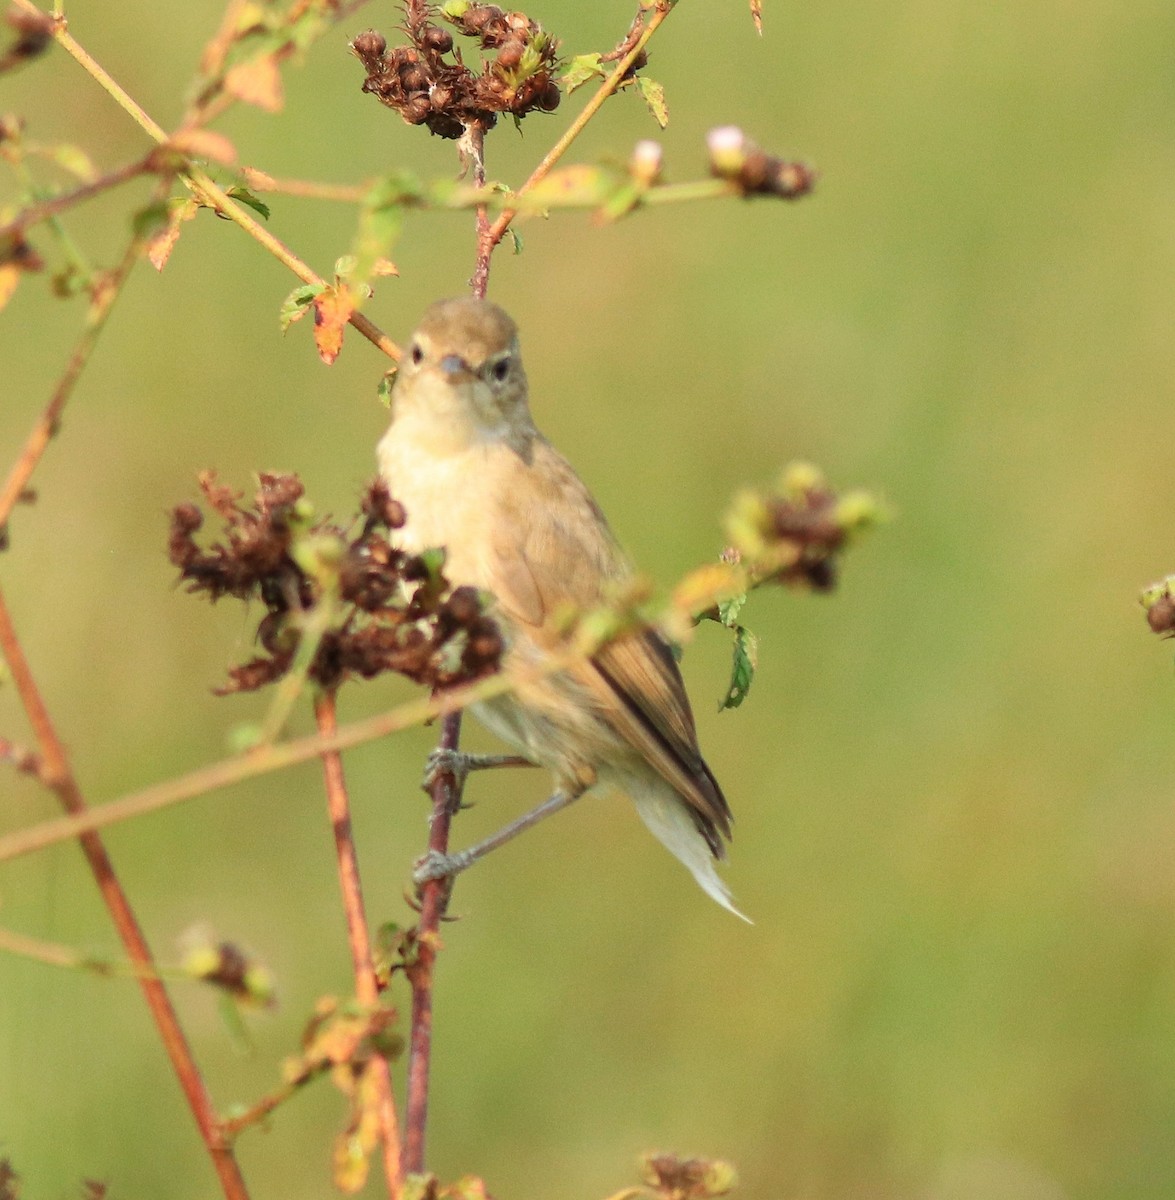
[378,297,745,918]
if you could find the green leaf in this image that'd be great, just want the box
[636,76,669,128]
[717,593,746,629]
[226,186,270,220]
[279,283,322,332]
[508,227,524,255]
[377,368,397,408]
[561,52,605,93]
[720,624,758,710]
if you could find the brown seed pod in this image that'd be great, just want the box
[351,29,387,65]
[403,95,432,124]
[430,84,455,111]
[400,62,430,92]
[421,24,453,53]
[495,37,524,70]
[537,80,561,111]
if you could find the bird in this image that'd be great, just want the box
[377,296,746,919]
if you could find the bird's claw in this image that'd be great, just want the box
[420,749,472,797]
[413,849,460,887]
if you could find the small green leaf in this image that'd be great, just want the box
[717,593,747,629]
[279,283,322,332]
[226,186,270,220]
[720,624,758,710]
[561,52,605,93]
[508,227,524,255]
[636,76,669,129]
[377,368,397,408]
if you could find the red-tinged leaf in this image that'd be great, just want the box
[146,198,198,272]
[169,128,237,166]
[224,55,284,113]
[750,0,763,34]
[312,284,354,364]
[241,166,276,191]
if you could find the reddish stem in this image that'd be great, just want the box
[315,692,404,1200]
[0,584,251,1200]
[404,710,464,1174]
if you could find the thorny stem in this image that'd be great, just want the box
[0,231,142,543]
[0,584,252,1200]
[483,2,674,254]
[405,710,464,1175]
[315,692,403,1200]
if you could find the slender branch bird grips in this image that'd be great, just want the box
[379,298,747,919]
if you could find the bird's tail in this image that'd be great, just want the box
[628,780,752,923]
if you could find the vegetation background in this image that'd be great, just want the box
[2,0,1175,1197]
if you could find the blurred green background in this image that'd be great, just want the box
[3,0,1175,1197]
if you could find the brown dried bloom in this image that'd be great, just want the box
[351,1,560,140]
[169,472,502,694]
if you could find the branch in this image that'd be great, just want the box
[404,711,464,1175]
[0,153,155,241]
[0,230,142,544]
[315,692,403,1200]
[8,0,400,360]
[483,2,674,252]
[0,583,252,1200]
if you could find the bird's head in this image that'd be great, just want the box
[392,297,533,448]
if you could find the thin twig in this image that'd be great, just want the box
[9,0,401,361]
[0,668,519,864]
[315,692,403,1200]
[483,2,674,254]
[0,584,252,1200]
[0,154,155,241]
[467,123,491,300]
[404,710,463,1175]
[0,230,142,542]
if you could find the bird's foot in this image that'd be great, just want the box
[420,751,535,800]
[413,848,471,886]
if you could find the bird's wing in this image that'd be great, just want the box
[483,440,732,851]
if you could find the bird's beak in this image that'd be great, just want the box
[439,353,471,380]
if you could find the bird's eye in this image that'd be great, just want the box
[410,343,424,366]
[490,357,510,382]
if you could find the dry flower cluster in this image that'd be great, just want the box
[168,472,503,695]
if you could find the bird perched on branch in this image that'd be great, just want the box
[378,297,745,918]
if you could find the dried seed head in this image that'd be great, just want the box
[350,29,387,65]
[495,37,524,70]
[421,24,453,53]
